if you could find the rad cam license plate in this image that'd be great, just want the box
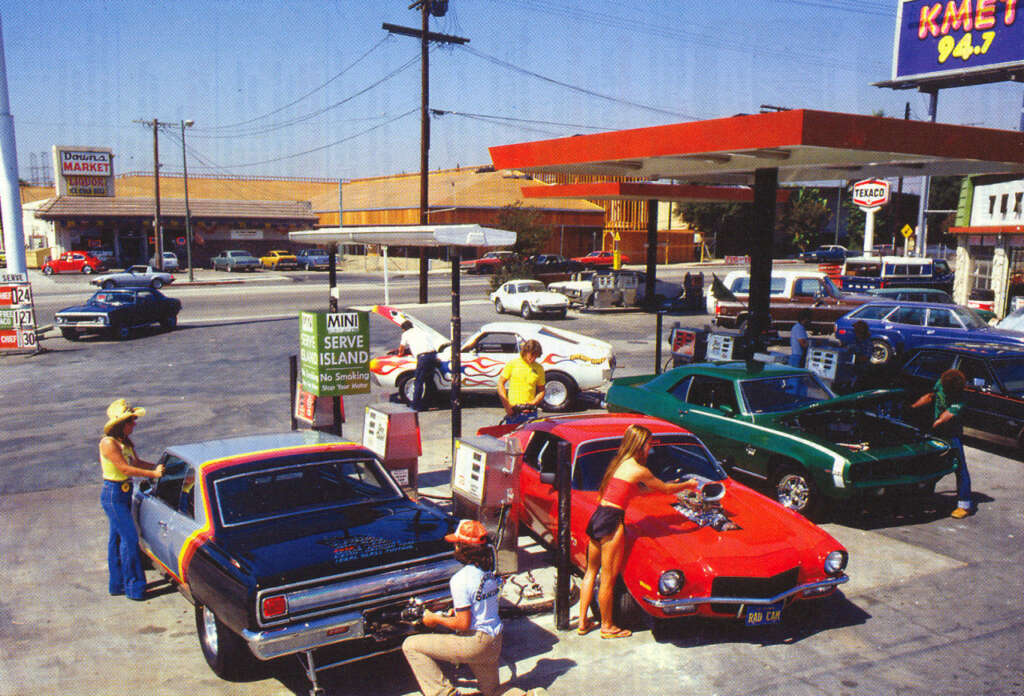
[744,602,783,626]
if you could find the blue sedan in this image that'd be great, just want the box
[835,300,1024,366]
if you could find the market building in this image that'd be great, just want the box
[950,174,1024,317]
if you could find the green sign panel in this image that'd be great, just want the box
[299,310,371,396]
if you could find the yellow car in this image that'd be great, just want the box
[259,249,298,270]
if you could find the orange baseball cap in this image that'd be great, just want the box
[444,519,489,545]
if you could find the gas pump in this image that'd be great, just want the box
[591,272,618,309]
[617,271,639,307]
[362,403,421,492]
[668,325,710,367]
[451,435,521,575]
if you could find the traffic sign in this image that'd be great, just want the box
[901,224,914,239]
[852,179,891,209]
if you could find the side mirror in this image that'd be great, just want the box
[539,472,555,485]
[717,404,736,416]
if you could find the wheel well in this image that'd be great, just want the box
[545,370,578,389]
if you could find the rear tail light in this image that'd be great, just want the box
[879,281,887,288]
[262,595,287,620]
[715,303,721,315]
[836,328,847,336]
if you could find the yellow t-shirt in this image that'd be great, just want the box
[500,357,545,406]
[100,441,136,482]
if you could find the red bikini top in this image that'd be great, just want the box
[601,476,639,509]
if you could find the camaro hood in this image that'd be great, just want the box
[57,300,114,313]
[782,388,905,417]
[220,501,453,586]
[371,305,450,351]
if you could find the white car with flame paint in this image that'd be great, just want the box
[368,305,615,411]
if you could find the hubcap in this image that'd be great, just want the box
[544,381,568,408]
[202,607,219,656]
[776,474,810,511]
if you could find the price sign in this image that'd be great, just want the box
[0,276,39,354]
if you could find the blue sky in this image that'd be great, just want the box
[2,0,1021,184]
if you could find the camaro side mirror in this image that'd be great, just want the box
[539,472,556,485]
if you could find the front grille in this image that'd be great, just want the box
[849,451,950,483]
[710,567,799,614]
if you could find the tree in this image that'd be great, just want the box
[490,203,551,289]
[775,188,832,255]
[674,202,754,258]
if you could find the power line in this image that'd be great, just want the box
[431,108,617,133]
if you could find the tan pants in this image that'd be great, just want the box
[403,630,509,696]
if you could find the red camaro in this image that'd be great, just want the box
[481,414,848,628]
[571,250,628,267]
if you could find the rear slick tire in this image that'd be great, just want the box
[195,604,257,681]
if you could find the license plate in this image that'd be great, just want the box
[744,602,783,626]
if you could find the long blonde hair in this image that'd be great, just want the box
[598,424,651,495]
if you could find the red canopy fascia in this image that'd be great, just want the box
[949,225,1024,235]
[519,181,791,203]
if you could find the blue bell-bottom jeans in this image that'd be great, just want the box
[950,436,972,510]
[101,480,147,599]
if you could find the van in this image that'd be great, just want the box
[838,255,953,293]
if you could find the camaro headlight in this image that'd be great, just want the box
[658,570,685,596]
[824,550,848,575]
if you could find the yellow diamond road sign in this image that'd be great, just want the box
[901,224,914,239]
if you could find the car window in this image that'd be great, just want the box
[213,455,401,527]
[951,306,987,329]
[731,277,786,295]
[739,374,833,413]
[958,357,995,389]
[94,292,133,305]
[904,351,954,380]
[889,306,926,326]
[572,434,725,490]
[522,432,565,475]
[473,332,519,354]
[846,261,881,277]
[934,260,951,275]
[136,290,155,302]
[926,308,961,328]
[851,304,896,320]
[668,375,693,401]
[685,375,739,412]
[990,358,1024,393]
[521,281,545,293]
[793,278,822,297]
[152,455,189,509]
[505,285,516,295]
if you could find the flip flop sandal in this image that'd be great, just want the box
[600,627,632,639]
[577,622,597,636]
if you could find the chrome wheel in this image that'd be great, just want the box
[776,472,811,511]
[201,606,219,657]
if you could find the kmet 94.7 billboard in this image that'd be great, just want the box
[891,0,1023,84]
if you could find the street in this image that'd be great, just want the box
[1,265,1022,695]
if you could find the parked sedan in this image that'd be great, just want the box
[865,287,996,323]
[132,431,458,688]
[490,279,569,319]
[211,250,260,272]
[899,342,1024,451]
[835,300,1024,367]
[55,288,181,340]
[572,250,629,268]
[150,251,180,272]
[259,249,299,270]
[529,254,582,275]
[606,361,954,519]
[482,414,848,630]
[369,305,614,412]
[459,250,517,274]
[91,265,174,289]
[799,245,847,263]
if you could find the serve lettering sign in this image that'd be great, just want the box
[852,179,891,210]
[299,310,371,396]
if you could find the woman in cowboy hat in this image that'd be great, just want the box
[99,399,163,601]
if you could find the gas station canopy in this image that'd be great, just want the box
[519,181,791,203]
[489,109,1024,184]
[289,224,516,248]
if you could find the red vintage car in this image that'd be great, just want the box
[481,414,848,629]
[459,250,517,274]
[571,250,629,268]
[42,251,107,275]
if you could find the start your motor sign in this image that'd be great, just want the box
[299,310,371,396]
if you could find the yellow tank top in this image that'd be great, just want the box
[100,440,136,482]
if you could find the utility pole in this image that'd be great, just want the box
[150,119,163,270]
[384,1,468,303]
[180,120,194,281]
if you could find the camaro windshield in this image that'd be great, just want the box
[213,456,401,527]
[572,434,725,491]
[740,374,834,414]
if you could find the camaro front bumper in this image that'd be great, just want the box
[641,574,849,615]
[241,587,451,660]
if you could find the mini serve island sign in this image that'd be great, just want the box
[299,310,371,397]
[892,0,1023,84]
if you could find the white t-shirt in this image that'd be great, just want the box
[401,327,438,357]
[449,564,502,637]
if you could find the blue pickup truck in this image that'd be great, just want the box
[296,248,332,271]
[837,256,954,294]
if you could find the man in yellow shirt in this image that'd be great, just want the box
[497,339,545,425]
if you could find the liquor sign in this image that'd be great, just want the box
[891,0,1024,85]
[852,179,891,210]
[0,273,40,353]
[298,310,371,397]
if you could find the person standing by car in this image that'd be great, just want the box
[399,320,440,411]
[848,320,874,391]
[497,339,545,425]
[576,425,698,639]
[99,399,163,600]
[789,309,812,367]
[910,369,973,518]
[402,519,549,696]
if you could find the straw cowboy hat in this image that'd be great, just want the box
[104,399,146,435]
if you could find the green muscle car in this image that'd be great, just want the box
[605,361,955,519]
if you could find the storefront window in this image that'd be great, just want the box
[971,246,994,292]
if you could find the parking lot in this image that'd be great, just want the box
[2,268,1023,695]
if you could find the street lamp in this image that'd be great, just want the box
[180,119,195,281]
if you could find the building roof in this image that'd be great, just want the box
[32,196,318,221]
[489,109,1024,185]
[309,166,606,214]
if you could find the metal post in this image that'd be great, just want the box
[915,89,939,258]
[289,355,298,431]
[655,311,663,374]
[180,120,194,282]
[749,168,779,346]
[151,120,163,270]
[0,16,26,275]
[554,439,572,631]
[418,0,430,304]
[450,245,462,447]
[328,246,338,313]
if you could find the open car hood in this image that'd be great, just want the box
[371,305,450,351]
[781,388,905,417]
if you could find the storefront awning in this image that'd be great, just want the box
[289,224,515,247]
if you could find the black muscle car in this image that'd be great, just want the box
[54,288,181,340]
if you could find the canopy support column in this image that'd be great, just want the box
[645,200,658,307]
[748,168,778,345]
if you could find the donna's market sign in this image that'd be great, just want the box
[299,310,371,397]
